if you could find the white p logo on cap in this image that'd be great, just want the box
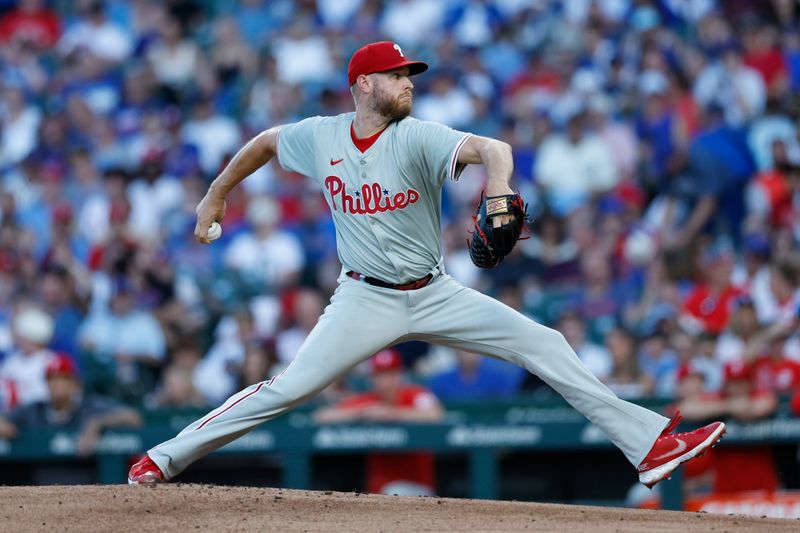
[393,43,404,57]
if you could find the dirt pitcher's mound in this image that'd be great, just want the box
[1,484,797,532]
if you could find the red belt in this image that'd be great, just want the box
[347,270,433,291]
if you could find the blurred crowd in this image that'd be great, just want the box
[0,0,799,435]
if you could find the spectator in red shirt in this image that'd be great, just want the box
[0,0,60,49]
[313,349,444,496]
[791,386,800,416]
[502,53,562,102]
[746,140,793,231]
[751,335,800,395]
[736,296,800,394]
[0,306,56,407]
[680,247,743,336]
[678,360,779,494]
[743,24,788,98]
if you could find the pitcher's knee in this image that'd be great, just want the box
[531,325,568,350]
[285,389,318,406]
[266,380,321,406]
[513,326,570,366]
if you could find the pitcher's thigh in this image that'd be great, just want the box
[270,280,410,401]
[414,284,566,369]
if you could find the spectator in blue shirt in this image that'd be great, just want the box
[662,106,757,250]
[637,331,680,398]
[428,350,522,402]
[39,266,84,357]
[77,277,166,402]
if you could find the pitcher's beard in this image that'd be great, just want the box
[369,86,412,120]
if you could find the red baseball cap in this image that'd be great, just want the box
[676,362,703,382]
[347,41,428,86]
[46,354,79,379]
[52,202,74,223]
[370,349,404,373]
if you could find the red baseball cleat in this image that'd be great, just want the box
[128,454,166,485]
[637,412,726,489]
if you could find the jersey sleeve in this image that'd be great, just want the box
[276,116,325,177]
[403,119,471,186]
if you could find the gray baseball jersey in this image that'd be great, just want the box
[278,112,469,283]
[146,114,670,482]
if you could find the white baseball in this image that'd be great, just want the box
[207,222,222,241]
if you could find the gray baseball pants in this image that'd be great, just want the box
[148,272,669,479]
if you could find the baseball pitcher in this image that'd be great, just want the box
[129,42,725,490]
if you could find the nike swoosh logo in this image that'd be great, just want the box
[330,158,344,166]
[651,438,688,461]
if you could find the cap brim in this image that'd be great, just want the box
[377,60,428,77]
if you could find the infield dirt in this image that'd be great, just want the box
[1,484,797,532]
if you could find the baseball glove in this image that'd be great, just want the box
[468,191,528,269]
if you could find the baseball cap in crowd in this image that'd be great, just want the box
[630,5,660,33]
[732,294,755,311]
[638,70,668,95]
[702,243,734,266]
[370,349,404,373]
[12,307,54,345]
[46,354,79,379]
[743,232,771,257]
[348,41,428,86]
